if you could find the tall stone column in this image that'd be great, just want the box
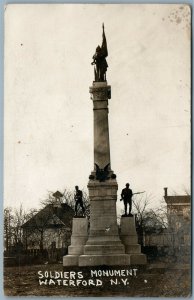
[92,82,111,169]
[79,81,130,266]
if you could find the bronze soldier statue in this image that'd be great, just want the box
[91,23,108,82]
[74,186,85,216]
[120,184,145,216]
[120,183,133,216]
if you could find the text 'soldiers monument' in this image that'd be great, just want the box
[63,24,146,266]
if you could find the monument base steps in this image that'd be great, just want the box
[68,245,85,255]
[125,244,141,253]
[84,244,125,255]
[86,239,123,245]
[71,236,88,244]
[63,255,79,266]
[78,254,131,266]
[129,254,147,265]
[121,236,138,244]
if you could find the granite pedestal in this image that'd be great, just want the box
[63,217,88,266]
[79,180,131,266]
[120,216,147,264]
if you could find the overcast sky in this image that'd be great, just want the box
[4,4,191,212]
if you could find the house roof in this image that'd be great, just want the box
[47,214,66,226]
[164,195,190,205]
[21,203,74,229]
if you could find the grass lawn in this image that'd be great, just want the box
[4,263,191,297]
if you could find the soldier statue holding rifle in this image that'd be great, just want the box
[120,183,145,217]
[74,186,85,217]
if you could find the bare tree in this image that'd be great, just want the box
[4,207,14,252]
[4,205,29,251]
[131,193,152,246]
[147,199,168,230]
[12,204,28,244]
[22,208,38,250]
[132,193,152,227]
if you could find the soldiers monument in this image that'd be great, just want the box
[63,25,146,266]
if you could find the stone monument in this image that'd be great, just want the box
[63,24,146,267]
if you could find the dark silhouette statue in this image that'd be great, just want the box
[74,186,85,216]
[120,183,133,216]
[91,23,108,82]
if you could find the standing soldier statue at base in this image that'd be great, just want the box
[120,183,145,217]
[120,183,133,216]
[74,186,85,217]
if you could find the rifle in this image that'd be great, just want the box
[132,191,145,196]
[120,191,145,201]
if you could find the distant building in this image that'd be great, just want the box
[164,187,191,247]
[21,202,74,253]
[164,187,190,221]
[144,187,191,261]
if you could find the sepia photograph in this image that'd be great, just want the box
[4,4,191,297]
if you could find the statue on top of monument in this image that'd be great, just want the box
[91,23,108,82]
